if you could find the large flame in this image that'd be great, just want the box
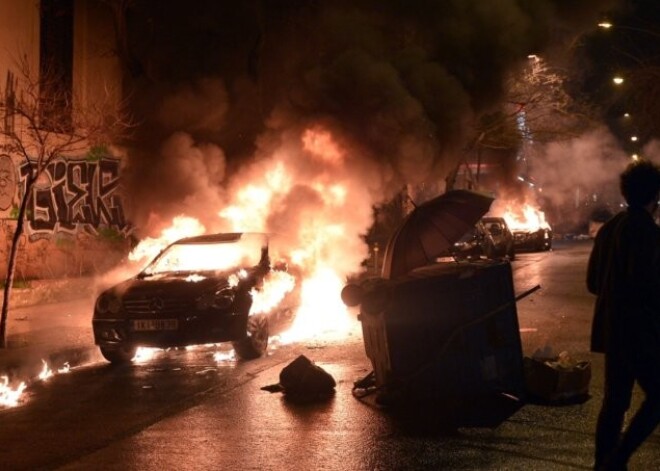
[128,215,207,268]
[250,270,296,315]
[495,201,550,232]
[126,125,375,346]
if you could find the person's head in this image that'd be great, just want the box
[620,159,660,208]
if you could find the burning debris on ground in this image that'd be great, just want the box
[0,358,73,409]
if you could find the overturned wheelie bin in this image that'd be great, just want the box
[344,190,530,424]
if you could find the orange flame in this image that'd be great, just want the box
[0,376,26,408]
[213,349,236,362]
[134,347,161,363]
[129,215,207,268]
[38,360,53,381]
[113,125,373,357]
[250,270,296,315]
[496,202,550,232]
[0,359,73,408]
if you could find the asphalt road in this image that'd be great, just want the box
[1,240,659,470]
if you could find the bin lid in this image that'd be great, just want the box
[381,189,494,279]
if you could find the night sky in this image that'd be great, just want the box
[572,0,660,149]
[108,0,635,234]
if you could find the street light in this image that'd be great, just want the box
[597,20,660,38]
[630,135,638,142]
[612,76,624,85]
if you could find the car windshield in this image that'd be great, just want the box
[143,235,265,275]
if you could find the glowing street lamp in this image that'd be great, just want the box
[612,76,624,85]
[597,20,660,38]
[631,154,639,161]
[630,135,638,142]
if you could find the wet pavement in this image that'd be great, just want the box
[1,240,659,470]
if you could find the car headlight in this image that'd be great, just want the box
[95,292,122,315]
[196,287,235,310]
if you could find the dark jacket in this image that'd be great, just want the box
[587,207,660,357]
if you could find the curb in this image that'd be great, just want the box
[0,344,99,383]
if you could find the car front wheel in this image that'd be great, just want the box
[100,344,137,364]
[232,314,269,360]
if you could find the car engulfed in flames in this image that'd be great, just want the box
[92,232,298,364]
[512,226,553,252]
[500,203,553,253]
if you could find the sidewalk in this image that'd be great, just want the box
[0,278,99,381]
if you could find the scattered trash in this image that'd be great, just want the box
[524,351,591,403]
[261,355,336,402]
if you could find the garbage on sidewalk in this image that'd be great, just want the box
[261,355,336,403]
[523,349,591,403]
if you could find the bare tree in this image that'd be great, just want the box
[0,56,129,348]
[446,55,599,191]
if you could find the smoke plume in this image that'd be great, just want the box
[117,0,621,259]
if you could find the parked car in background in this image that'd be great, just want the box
[512,227,553,252]
[451,217,515,261]
[92,232,299,364]
[481,217,516,259]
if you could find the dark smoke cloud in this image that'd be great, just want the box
[120,0,621,233]
[124,132,227,235]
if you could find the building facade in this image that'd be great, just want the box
[0,0,131,279]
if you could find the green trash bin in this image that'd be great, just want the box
[349,259,525,410]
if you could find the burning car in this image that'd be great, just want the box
[451,217,515,261]
[512,226,553,252]
[499,203,553,252]
[92,232,298,364]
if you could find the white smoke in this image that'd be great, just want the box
[535,127,628,208]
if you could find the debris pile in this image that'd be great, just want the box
[262,355,336,403]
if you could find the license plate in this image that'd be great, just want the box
[131,319,178,331]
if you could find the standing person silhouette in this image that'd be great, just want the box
[587,159,660,470]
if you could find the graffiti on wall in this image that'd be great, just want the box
[0,154,17,210]
[17,157,130,237]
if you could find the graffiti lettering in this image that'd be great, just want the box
[19,158,129,236]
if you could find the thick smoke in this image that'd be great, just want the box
[118,0,621,241]
[535,127,627,208]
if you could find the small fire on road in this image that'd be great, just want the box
[0,359,71,409]
[1,376,26,408]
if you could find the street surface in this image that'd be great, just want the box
[1,240,659,470]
